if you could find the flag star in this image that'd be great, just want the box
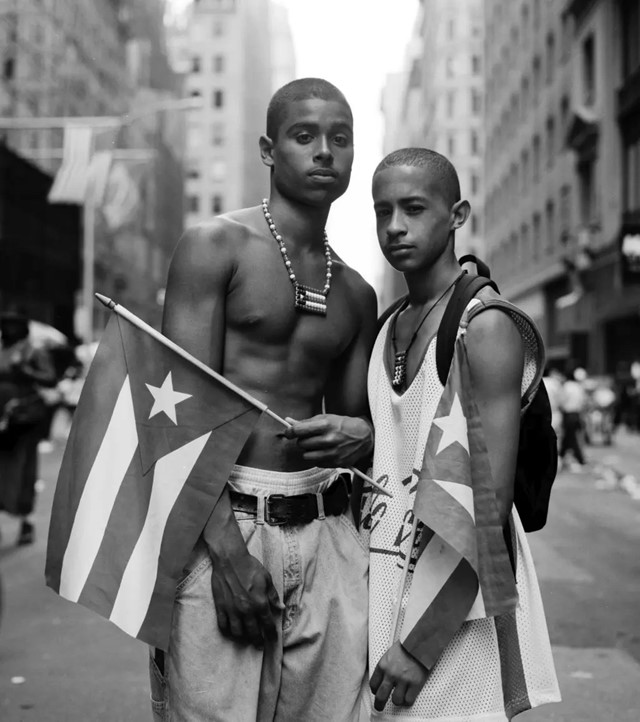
[433,393,469,455]
[146,372,191,424]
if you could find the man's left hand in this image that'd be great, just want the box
[369,641,429,711]
[283,414,373,468]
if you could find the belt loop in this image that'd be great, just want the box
[256,495,266,525]
[316,491,326,520]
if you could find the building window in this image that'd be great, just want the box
[621,0,640,80]
[447,18,455,39]
[561,13,573,62]
[521,76,529,118]
[187,165,200,180]
[533,136,541,182]
[560,184,571,240]
[623,136,640,213]
[212,195,223,214]
[210,160,227,181]
[533,213,541,260]
[582,34,596,106]
[212,89,224,108]
[472,55,481,75]
[546,116,555,168]
[211,122,224,146]
[546,33,555,84]
[190,89,201,98]
[212,20,225,36]
[471,215,479,236]
[546,200,556,253]
[578,158,598,224]
[471,88,481,116]
[188,195,200,213]
[533,56,541,101]
[521,223,530,260]
[522,149,530,191]
[471,172,480,195]
[448,133,456,156]
[213,54,225,73]
[191,56,201,73]
[533,0,541,29]
[447,91,455,117]
[560,95,570,139]
[470,130,480,156]
[446,57,455,78]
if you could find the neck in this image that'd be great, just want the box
[266,190,331,251]
[404,254,462,307]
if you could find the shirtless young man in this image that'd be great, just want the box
[361,148,559,720]
[150,79,378,721]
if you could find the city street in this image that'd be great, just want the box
[1,418,639,721]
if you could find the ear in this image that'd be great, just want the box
[259,134,275,168]
[450,199,471,230]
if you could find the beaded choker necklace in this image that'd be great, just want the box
[262,199,332,316]
[390,271,466,389]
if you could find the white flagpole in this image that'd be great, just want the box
[391,517,419,642]
[95,293,392,498]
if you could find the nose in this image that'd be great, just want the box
[386,209,406,241]
[313,136,333,163]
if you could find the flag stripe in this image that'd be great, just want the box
[433,478,475,519]
[59,376,138,601]
[401,559,479,670]
[109,432,211,636]
[76,447,152,617]
[495,612,531,718]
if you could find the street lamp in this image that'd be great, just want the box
[0,97,202,342]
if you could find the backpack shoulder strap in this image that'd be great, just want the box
[435,274,498,386]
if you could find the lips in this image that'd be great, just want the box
[309,168,338,179]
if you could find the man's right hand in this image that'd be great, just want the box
[208,545,282,649]
[203,488,283,648]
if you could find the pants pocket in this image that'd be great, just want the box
[149,648,166,721]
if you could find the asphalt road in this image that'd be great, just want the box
[0,421,639,721]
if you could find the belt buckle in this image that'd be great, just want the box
[265,494,288,526]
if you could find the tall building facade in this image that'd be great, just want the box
[379,0,485,307]
[485,0,640,377]
[0,0,185,337]
[168,0,295,228]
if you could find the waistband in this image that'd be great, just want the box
[228,464,349,496]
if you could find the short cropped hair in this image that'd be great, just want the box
[266,78,352,140]
[374,148,461,207]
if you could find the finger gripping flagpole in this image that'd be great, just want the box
[95,294,391,498]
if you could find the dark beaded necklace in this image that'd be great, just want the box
[390,271,466,389]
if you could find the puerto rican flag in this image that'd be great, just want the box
[399,335,518,669]
[45,314,262,650]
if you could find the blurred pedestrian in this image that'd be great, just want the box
[0,307,57,545]
[559,368,588,470]
[543,367,564,446]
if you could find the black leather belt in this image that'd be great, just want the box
[229,473,351,526]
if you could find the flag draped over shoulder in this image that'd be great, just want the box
[46,315,262,650]
[400,334,518,669]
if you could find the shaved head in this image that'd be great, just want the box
[266,78,352,140]
[374,148,461,208]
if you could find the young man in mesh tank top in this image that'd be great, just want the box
[359,148,559,720]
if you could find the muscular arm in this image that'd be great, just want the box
[163,224,281,647]
[465,308,524,525]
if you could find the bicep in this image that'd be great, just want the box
[161,227,232,372]
[465,311,524,522]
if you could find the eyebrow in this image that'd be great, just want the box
[286,121,353,134]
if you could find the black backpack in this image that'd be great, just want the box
[379,255,558,532]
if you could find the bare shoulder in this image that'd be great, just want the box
[331,250,378,316]
[465,303,524,383]
[170,213,256,279]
